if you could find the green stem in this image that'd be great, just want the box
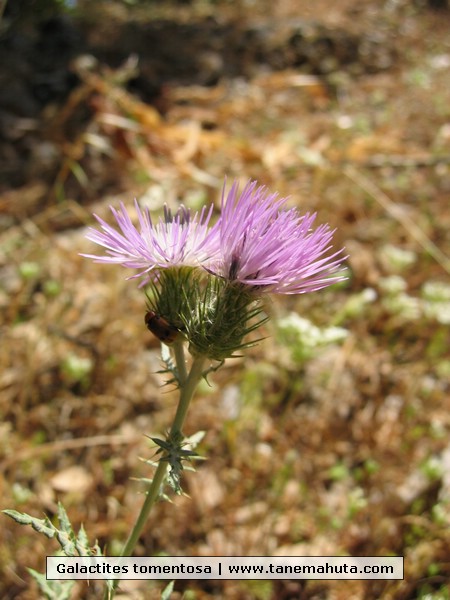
[169,355,205,436]
[105,353,206,600]
[173,338,188,386]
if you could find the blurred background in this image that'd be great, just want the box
[1,0,450,598]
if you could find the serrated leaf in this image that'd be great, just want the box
[76,524,89,547]
[56,530,76,557]
[28,568,74,600]
[161,580,175,600]
[75,524,90,555]
[3,509,34,526]
[57,502,73,536]
[3,510,56,538]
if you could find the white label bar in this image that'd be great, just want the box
[47,556,403,580]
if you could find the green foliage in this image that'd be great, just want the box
[161,580,175,600]
[379,244,417,271]
[61,353,93,388]
[376,275,450,330]
[11,483,34,504]
[27,569,74,600]
[3,510,56,539]
[3,502,110,598]
[335,287,376,321]
[157,343,181,387]
[43,279,62,297]
[241,579,273,600]
[276,312,348,364]
[18,261,41,280]
[327,462,350,482]
[353,459,380,481]
[150,430,204,494]
[420,456,444,482]
[4,502,102,556]
[417,582,450,600]
[347,487,368,518]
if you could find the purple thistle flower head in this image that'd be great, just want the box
[209,180,346,294]
[81,200,220,282]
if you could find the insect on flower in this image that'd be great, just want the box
[145,310,179,344]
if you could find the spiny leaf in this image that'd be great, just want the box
[76,524,89,548]
[151,437,172,453]
[75,524,93,556]
[161,580,175,600]
[202,359,225,385]
[3,510,56,538]
[57,502,73,536]
[28,569,74,600]
[55,530,76,557]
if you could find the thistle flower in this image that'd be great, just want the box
[209,180,346,294]
[81,201,219,282]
